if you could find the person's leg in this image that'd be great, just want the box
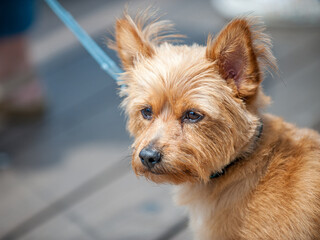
[0,0,45,122]
[0,35,30,79]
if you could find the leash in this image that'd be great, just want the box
[44,0,123,84]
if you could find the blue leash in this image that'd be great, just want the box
[44,0,123,83]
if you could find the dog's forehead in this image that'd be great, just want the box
[124,44,231,117]
[129,43,226,109]
[152,43,207,77]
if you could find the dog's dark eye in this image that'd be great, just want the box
[141,107,153,120]
[183,110,203,123]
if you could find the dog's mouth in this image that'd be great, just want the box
[149,169,164,175]
[136,159,174,176]
[142,163,196,177]
[144,165,168,175]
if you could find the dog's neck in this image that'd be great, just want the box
[210,120,264,180]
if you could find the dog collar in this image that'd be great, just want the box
[210,121,263,180]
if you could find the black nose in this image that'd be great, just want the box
[139,147,162,169]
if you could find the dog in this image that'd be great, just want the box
[110,11,320,239]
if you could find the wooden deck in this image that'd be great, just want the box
[0,0,319,239]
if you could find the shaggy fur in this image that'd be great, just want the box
[110,11,320,239]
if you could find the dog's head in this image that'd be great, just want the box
[110,12,276,184]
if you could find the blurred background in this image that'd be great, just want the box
[0,0,319,239]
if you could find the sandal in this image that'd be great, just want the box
[0,70,46,124]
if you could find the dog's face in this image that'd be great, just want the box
[111,13,276,184]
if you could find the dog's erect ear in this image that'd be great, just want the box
[206,18,276,100]
[112,14,154,70]
[110,11,182,70]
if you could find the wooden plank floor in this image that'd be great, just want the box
[0,0,319,239]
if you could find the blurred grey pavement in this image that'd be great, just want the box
[0,0,319,239]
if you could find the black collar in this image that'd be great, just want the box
[210,121,263,180]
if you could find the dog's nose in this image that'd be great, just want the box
[139,147,162,169]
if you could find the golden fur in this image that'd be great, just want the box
[110,11,320,239]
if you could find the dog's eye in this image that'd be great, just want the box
[141,107,153,120]
[183,110,203,123]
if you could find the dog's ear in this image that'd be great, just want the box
[111,14,155,70]
[110,11,183,70]
[206,18,276,100]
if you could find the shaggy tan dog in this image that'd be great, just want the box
[110,11,320,239]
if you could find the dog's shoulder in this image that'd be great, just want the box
[243,115,320,238]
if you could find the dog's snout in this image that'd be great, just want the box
[139,147,162,169]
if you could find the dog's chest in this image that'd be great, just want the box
[174,184,242,240]
[188,199,219,239]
